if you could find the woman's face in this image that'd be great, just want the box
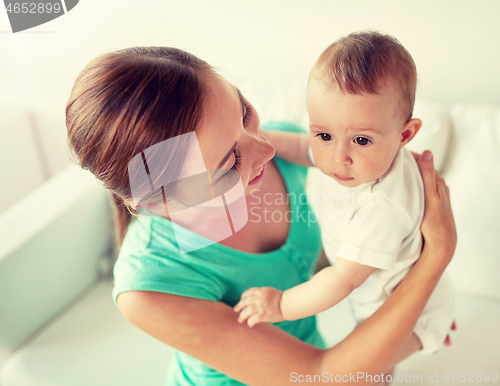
[130,73,275,219]
[194,74,275,196]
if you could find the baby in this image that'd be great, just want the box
[234,31,456,357]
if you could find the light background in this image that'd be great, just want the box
[1,0,499,177]
[1,2,499,384]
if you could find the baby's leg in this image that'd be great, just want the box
[354,317,423,385]
[413,271,456,355]
[373,333,422,386]
[393,332,423,364]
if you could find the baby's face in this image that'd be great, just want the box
[307,79,409,188]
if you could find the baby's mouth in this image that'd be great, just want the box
[333,173,354,181]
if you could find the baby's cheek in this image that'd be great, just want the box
[317,164,331,177]
[314,156,331,175]
[371,158,393,180]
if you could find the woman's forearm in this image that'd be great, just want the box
[117,243,450,386]
[118,291,326,386]
[320,242,448,379]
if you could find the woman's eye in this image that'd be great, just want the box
[225,150,241,179]
[317,133,332,141]
[354,137,372,146]
[243,100,252,125]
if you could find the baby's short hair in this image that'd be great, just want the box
[311,31,417,123]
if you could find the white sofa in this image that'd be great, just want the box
[1,95,499,385]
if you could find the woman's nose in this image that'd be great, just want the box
[250,131,275,167]
[258,135,276,165]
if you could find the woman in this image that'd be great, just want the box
[66,47,456,385]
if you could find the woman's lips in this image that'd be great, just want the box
[333,173,353,181]
[249,163,266,184]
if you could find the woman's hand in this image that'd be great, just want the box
[413,150,458,349]
[416,150,457,268]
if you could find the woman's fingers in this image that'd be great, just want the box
[418,149,457,262]
[417,150,438,200]
[437,178,448,200]
[410,151,421,163]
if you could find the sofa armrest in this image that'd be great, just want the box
[0,164,113,366]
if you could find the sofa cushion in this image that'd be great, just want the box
[0,107,46,214]
[407,100,452,173]
[443,104,500,300]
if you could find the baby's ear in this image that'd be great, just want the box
[399,118,422,149]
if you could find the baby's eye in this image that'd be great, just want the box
[317,133,332,142]
[353,137,372,146]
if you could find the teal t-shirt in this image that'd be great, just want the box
[112,121,326,386]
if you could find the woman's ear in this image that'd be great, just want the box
[130,199,179,220]
[399,118,422,149]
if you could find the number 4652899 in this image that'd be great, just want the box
[444,372,499,383]
[5,3,62,14]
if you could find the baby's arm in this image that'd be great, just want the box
[260,129,313,166]
[234,257,377,327]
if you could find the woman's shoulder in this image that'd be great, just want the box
[112,215,225,306]
[116,215,187,266]
[261,121,307,134]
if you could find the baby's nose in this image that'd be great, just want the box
[334,145,352,165]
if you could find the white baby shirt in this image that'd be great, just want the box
[309,146,455,355]
[311,147,425,319]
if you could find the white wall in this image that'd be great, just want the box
[1,0,499,176]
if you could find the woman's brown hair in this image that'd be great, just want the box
[65,47,213,247]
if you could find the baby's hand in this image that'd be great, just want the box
[233,287,284,327]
